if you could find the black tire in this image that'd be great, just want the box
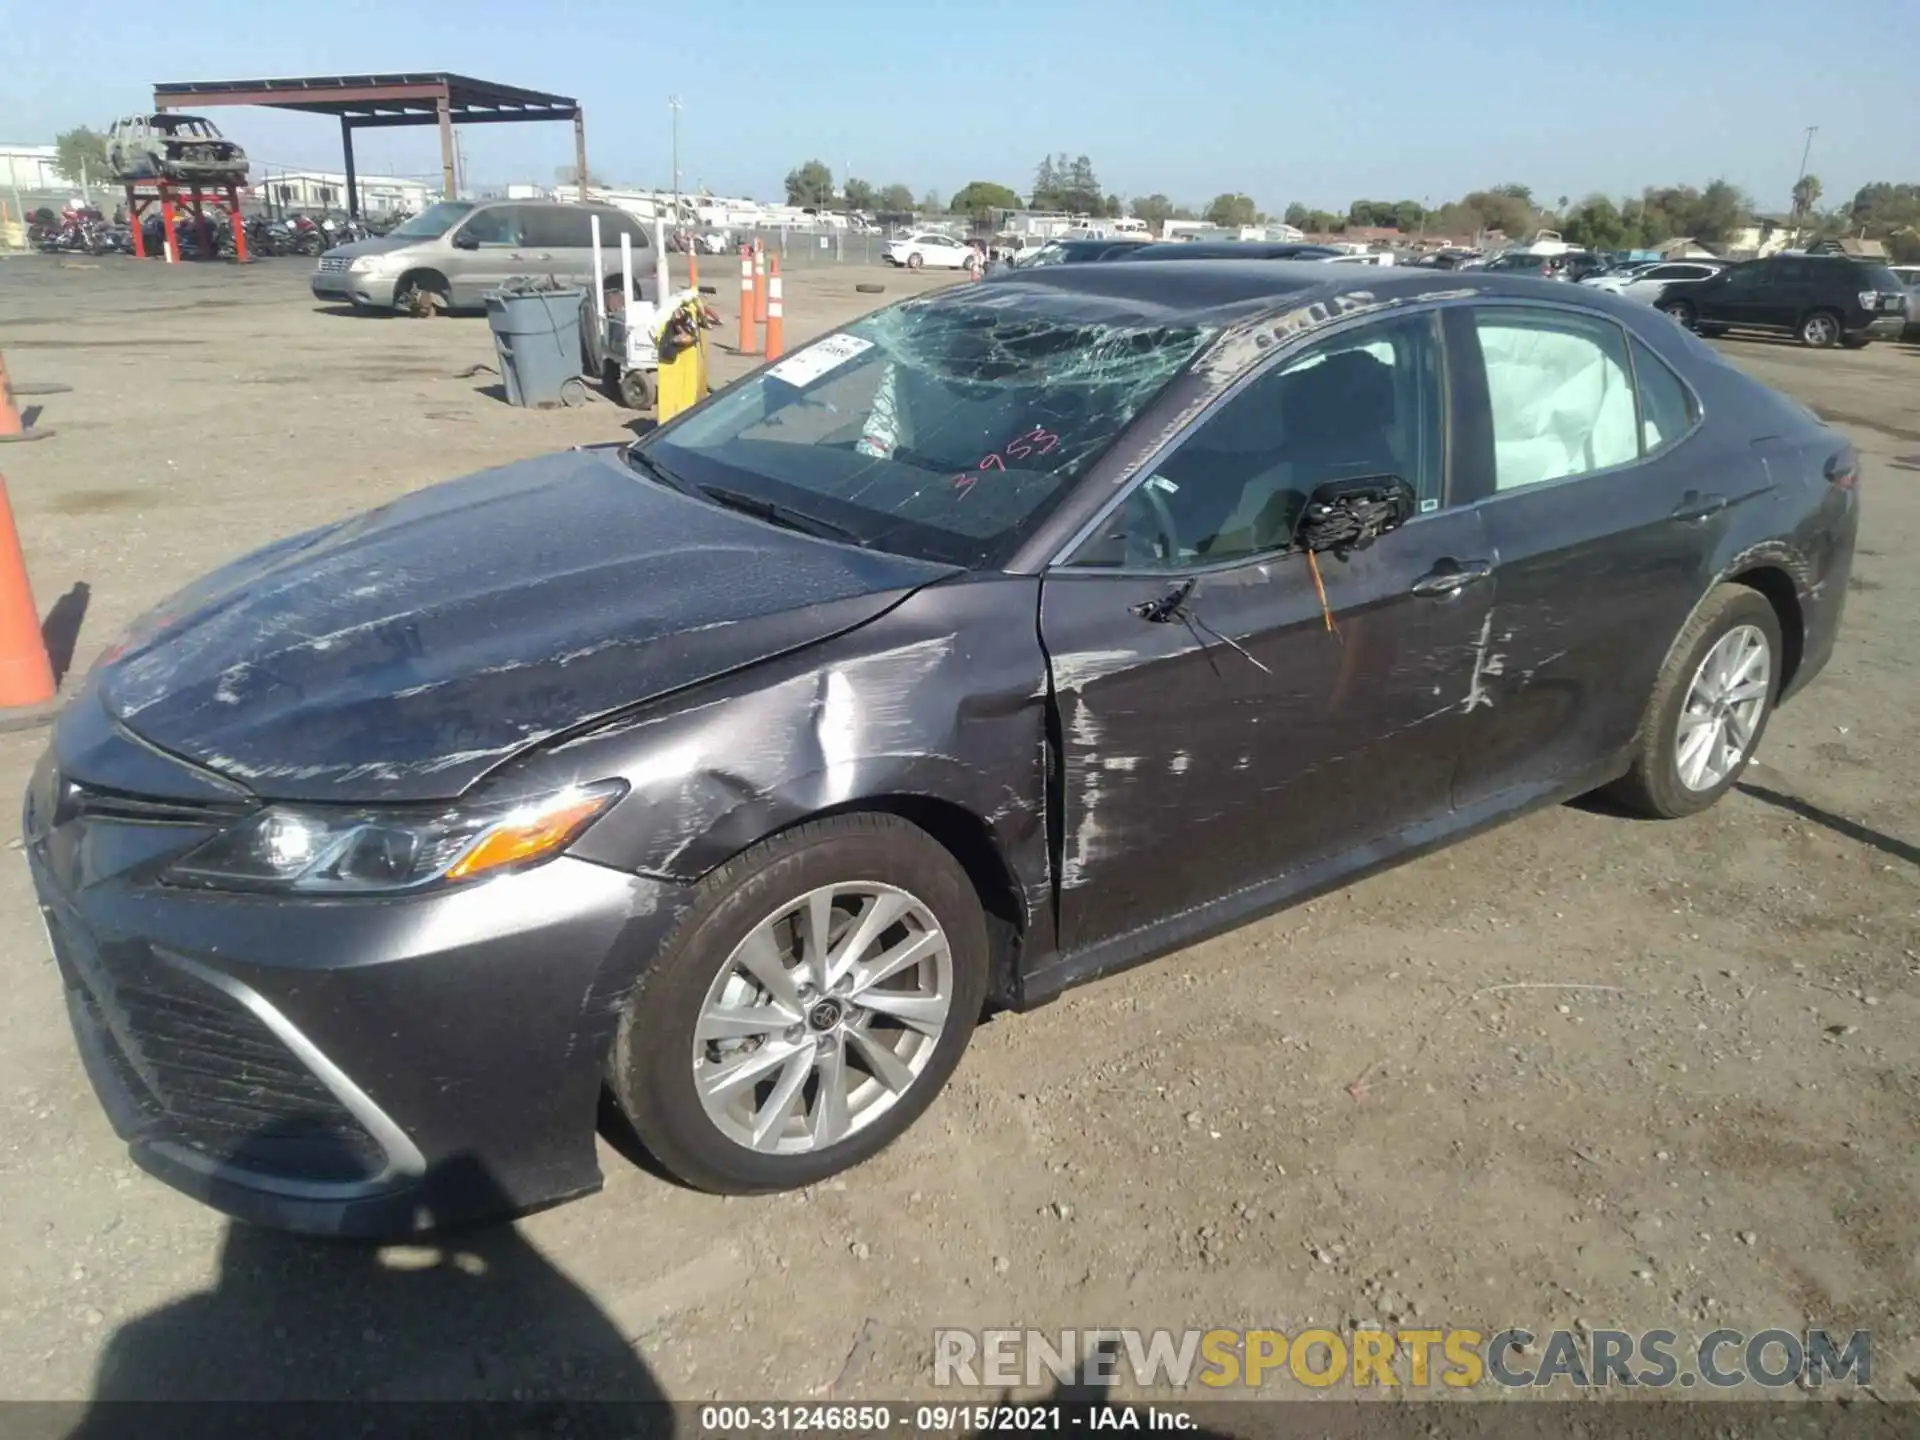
[906,252,924,270]
[1798,309,1841,348]
[1658,298,1695,328]
[1606,584,1782,819]
[1696,323,1728,338]
[613,365,654,411]
[611,813,989,1194]
[1840,335,1871,350]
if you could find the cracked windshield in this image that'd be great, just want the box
[641,296,1214,565]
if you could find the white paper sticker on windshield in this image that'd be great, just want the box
[767,333,874,388]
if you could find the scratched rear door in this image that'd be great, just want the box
[1039,509,1495,956]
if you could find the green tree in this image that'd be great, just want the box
[1560,195,1627,251]
[54,126,110,188]
[1283,201,1310,229]
[1031,153,1104,213]
[843,177,877,211]
[1392,200,1425,232]
[876,183,915,215]
[785,159,834,208]
[919,188,943,213]
[948,180,1022,221]
[1132,193,1176,234]
[1789,173,1820,219]
[1205,192,1259,228]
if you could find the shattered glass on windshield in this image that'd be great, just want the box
[642,292,1215,567]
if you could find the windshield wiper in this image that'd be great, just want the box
[695,484,869,548]
[622,443,701,497]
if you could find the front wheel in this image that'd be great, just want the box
[612,813,988,1194]
[1607,584,1781,819]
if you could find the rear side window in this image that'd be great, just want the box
[1630,336,1697,456]
[522,207,597,248]
[1474,309,1639,491]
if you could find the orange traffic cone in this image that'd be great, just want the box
[753,243,768,327]
[0,472,57,720]
[738,246,758,355]
[765,257,784,360]
[0,349,53,444]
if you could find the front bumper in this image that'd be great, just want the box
[26,737,695,1237]
[310,266,398,308]
[1856,315,1905,341]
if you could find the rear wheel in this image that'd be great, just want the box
[1607,585,1781,819]
[612,813,988,1193]
[1696,322,1728,338]
[1798,309,1841,348]
[1658,298,1695,327]
[1840,335,1871,350]
[906,252,924,270]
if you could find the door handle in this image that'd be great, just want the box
[1408,559,1492,597]
[1671,490,1728,523]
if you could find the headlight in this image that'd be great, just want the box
[349,253,394,273]
[164,781,625,895]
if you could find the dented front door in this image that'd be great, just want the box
[1039,509,1496,954]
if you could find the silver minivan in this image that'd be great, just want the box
[311,199,654,313]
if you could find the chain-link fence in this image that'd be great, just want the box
[693,217,983,270]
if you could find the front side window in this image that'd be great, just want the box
[458,207,524,246]
[639,292,1215,568]
[389,201,474,239]
[1090,311,1446,570]
[1475,308,1638,491]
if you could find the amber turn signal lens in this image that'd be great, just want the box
[445,790,620,881]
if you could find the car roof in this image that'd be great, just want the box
[1122,242,1344,261]
[973,259,1669,331]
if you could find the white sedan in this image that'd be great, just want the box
[886,233,976,270]
[1581,260,1723,302]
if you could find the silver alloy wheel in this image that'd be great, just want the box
[1803,313,1838,346]
[1675,624,1771,792]
[692,883,954,1155]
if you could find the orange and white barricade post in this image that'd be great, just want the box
[765,258,785,360]
[738,246,758,354]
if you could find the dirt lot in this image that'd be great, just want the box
[0,253,1915,1408]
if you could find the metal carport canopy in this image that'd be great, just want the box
[151,73,586,220]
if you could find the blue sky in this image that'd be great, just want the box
[14,0,1919,213]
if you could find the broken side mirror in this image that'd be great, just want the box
[1294,474,1417,558]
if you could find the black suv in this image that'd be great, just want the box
[1658,254,1909,348]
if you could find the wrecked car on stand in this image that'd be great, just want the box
[25,262,1855,1234]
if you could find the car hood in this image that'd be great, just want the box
[95,447,955,802]
[319,234,416,262]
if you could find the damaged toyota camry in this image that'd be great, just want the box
[25,263,1856,1235]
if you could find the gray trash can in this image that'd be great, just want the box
[485,284,589,409]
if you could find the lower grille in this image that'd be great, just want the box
[49,908,386,1184]
[317,256,349,273]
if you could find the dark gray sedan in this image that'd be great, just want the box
[25,263,1857,1234]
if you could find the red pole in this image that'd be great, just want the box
[127,188,146,258]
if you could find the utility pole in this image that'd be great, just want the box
[668,95,682,225]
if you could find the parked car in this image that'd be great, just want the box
[105,114,249,184]
[885,232,975,270]
[1583,259,1725,303]
[1115,241,1346,262]
[1483,251,1565,279]
[1889,264,1920,339]
[1001,237,1151,270]
[310,199,655,314]
[1657,253,1910,347]
[26,263,1856,1234]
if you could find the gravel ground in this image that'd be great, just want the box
[0,253,1915,1411]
